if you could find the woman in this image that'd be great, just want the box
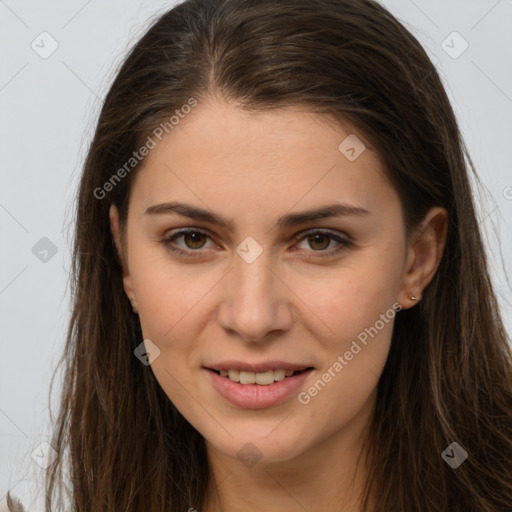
[8,0,512,510]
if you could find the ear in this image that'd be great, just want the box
[398,206,448,309]
[109,204,138,314]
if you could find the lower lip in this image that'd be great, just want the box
[205,368,314,409]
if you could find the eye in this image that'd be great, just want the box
[161,228,215,257]
[161,228,352,258]
[291,229,352,258]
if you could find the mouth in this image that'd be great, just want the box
[204,364,316,409]
[206,367,314,386]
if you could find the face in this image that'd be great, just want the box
[110,98,444,464]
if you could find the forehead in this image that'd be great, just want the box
[128,99,400,226]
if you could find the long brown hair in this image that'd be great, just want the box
[8,0,512,510]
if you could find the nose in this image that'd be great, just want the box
[217,249,293,343]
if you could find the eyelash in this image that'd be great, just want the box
[160,228,352,259]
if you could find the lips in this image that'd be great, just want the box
[203,361,315,408]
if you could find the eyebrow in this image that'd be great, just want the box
[144,201,371,230]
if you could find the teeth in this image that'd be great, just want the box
[228,369,240,382]
[255,370,274,385]
[239,371,256,384]
[273,369,286,381]
[217,369,299,385]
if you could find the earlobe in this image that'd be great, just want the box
[398,207,448,309]
[109,204,138,314]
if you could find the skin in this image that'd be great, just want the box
[110,96,448,512]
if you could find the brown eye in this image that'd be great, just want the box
[161,229,215,257]
[161,228,351,259]
[293,229,352,258]
[182,231,208,250]
[306,233,331,251]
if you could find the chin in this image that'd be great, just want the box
[205,428,310,465]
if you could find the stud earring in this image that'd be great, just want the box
[408,293,421,301]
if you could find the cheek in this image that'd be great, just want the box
[297,311,394,428]
[289,250,401,406]
[131,247,221,339]
[295,252,403,348]
[134,268,204,414]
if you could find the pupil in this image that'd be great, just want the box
[186,232,205,248]
[310,234,329,250]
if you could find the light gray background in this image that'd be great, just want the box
[1,1,511,509]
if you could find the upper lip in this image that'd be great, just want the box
[205,361,314,373]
